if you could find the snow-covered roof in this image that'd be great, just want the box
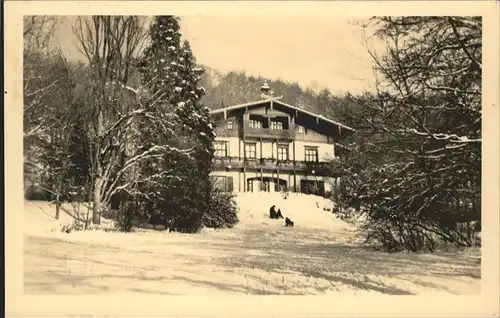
[210,97,355,131]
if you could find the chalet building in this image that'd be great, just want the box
[209,82,354,197]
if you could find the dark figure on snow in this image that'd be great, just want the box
[276,209,284,219]
[269,205,277,219]
[285,217,294,227]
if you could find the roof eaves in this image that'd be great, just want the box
[272,99,355,131]
[210,98,272,114]
[209,97,355,132]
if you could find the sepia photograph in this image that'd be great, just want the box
[22,13,483,294]
[5,1,500,317]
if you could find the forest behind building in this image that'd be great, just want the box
[23,15,481,252]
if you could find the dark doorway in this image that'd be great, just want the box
[247,177,287,192]
[300,179,325,197]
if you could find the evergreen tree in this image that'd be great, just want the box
[141,16,183,97]
[138,16,238,232]
[138,16,215,232]
[136,15,188,228]
[174,40,217,230]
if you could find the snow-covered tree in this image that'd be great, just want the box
[137,16,213,232]
[133,16,188,228]
[331,17,482,252]
[173,40,218,230]
[138,16,237,232]
[23,17,84,218]
[72,16,194,225]
[23,16,61,166]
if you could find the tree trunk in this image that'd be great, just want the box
[85,204,90,230]
[92,110,104,225]
[92,176,103,225]
[54,176,63,220]
[55,194,60,220]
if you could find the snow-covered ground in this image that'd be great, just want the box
[23,193,481,295]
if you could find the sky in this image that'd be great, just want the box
[54,16,381,95]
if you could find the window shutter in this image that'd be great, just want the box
[226,176,234,192]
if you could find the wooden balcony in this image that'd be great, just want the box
[212,157,245,169]
[243,125,296,140]
[212,156,331,175]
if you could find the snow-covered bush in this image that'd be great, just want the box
[203,186,239,229]
[60,220,85,233]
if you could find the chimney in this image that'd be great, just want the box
[260,81,271,98]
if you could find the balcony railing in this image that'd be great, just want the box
[212,156,331,175]
[243,125,296,140]
[212,157,245,169]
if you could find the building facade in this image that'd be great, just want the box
[209,83,354,197]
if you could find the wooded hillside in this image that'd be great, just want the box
[198,66,354,124]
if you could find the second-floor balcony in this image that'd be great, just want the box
[243,126,296,140]
[242,115,296,140]
[212,156,331,175]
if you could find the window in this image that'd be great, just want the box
[227,121,233,130]
[225,176,234,192]
[249,119,262,129]
[214,141,228,157]
[298,125,305,134]
[270,120,283,130]
[277,145,289,161]
[210,176,234,192]
[305,146,318,162]
[247,179,254,192]
[211,176,226,189]
[245,143,257,159]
